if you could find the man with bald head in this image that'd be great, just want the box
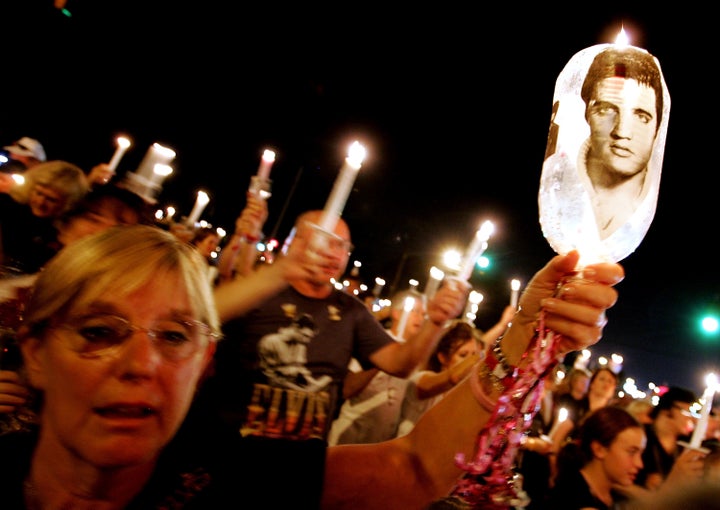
[199,208,469,441]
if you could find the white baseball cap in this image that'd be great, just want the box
[3,137,47,161]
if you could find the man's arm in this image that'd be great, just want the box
[368,280,469,377]
[216,193,269,282]
[322,251,624,510]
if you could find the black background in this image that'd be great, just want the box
[4,2,719,395]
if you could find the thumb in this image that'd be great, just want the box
[516,251,581,324]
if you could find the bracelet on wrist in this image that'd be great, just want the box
[488,335,518,382]
[485,337,520,393]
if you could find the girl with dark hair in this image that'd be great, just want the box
[547,406,645,509]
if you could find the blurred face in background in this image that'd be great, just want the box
[29,183,65,218]
[438,338,478,370]
[670,401,697,437]
[58,197,142,246]
[590,369,618,401]
[594,425,646,487]
[193,234,220,259]
[289,212,352,285]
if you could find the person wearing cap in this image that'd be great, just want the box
[1,137,46,174]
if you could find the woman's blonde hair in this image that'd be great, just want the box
[19,224,221,340]
[10,160,89,214]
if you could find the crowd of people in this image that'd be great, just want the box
[0,135,716,509]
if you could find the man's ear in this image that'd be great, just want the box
[19,335,47,390]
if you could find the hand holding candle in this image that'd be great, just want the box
[458,220,494,280]
[318,141,366,233]
[107,136,131,173]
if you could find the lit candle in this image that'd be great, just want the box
[538,27,670,267]
[249,149,276,199]
[396,295,415,341]
[463,290,483,322]
[107,136,131,173]
[186,190,210,226]
[257,149,276,180]
[372,277,386,297]
[609,353,624,374]
[510,278,521,309]
[318,141,366,232]
[573,349,591,370]
[547,407,569,440]
[690,373,718,448]
[458,220,494,280]
[424,266,445,300]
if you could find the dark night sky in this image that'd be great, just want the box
[4,2,719,395]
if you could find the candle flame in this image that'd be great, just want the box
[116,136,132,149]
[558,407,568,422]
[346,141,366,169]
[197,190,210,205]
[403,296,415,312]
[152,142,176,159]
[615,26,630,47]
[429,266,445,280]
[262,149,276,163]
[153,164,173,177]
[706,372,719,390]
[511,279,521,291]
[478,220,495,241]
[468,290,483,305]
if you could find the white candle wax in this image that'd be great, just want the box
[424,266,445,300]
[186,190,210,226]
[510,279,521,309]
[463,290,483,322]
[690,373,718,448]
[256,149,276,180]
[318,141,366,232]
[458,220,494,280]
[372,277,385,297]
[148,163,173,189]
[137,143,176,180]
[396,296,415,341]
[107,136,131,173]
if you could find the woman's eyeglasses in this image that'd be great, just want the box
[53,313,219,362]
